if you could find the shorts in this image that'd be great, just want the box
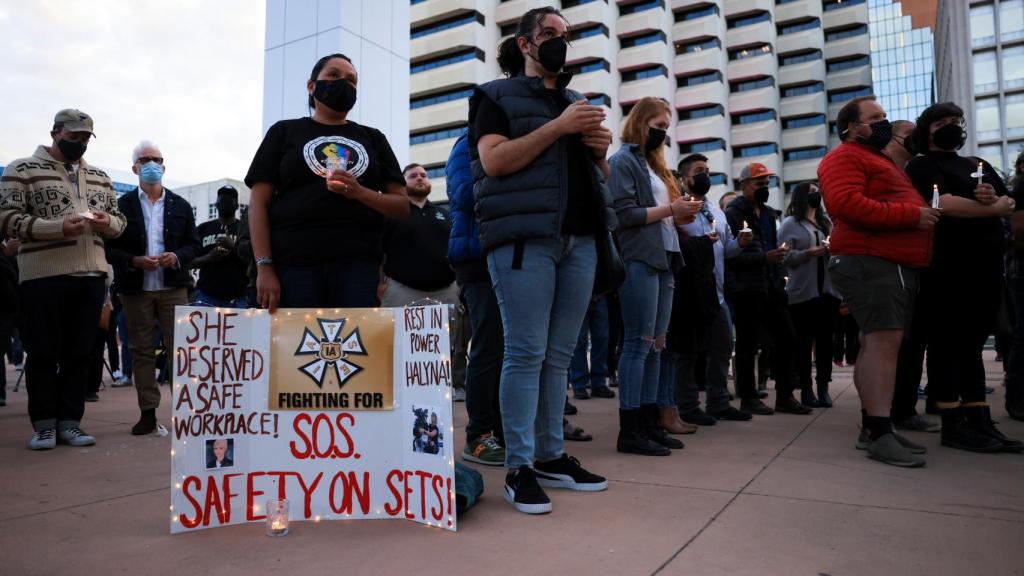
[828,254,919,335]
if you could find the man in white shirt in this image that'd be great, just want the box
[105,141,199,435]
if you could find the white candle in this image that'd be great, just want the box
[741,219,751,233]
[976,161,984,186]
[931,184,940,209]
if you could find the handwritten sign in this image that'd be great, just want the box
[170,306,456,533]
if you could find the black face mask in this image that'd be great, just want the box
[531,36,568,74]
[57,139,87,163]
[807,191,822,209]
[689,172,711,196]
[313,79,358,113]
[645,128,667,152]
[894,135,916,156]
[754,186,770,204]
[856,120,892,151]
[932,123,966,151]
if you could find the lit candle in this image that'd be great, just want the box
[931,184,940,209]
[266,499,290,537]
[976,161,984,186]
[779,242,789,251]
[741,220,751,233]
[823,235,831,248]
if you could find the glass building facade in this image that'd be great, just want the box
[969,0,1024,173]
[869,0,935,123]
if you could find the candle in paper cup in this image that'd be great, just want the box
[779,242,789,251]
[931,184,940,209]
[740,220,751,234]
[975,161,984,186]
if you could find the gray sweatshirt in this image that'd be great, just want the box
[779,215,838,305]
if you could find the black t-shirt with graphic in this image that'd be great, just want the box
[245,117,405,266]
[469,92,597,237]
[195,218,247,300]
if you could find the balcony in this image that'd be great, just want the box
[728,86,777,114]
[670,0,721,12]
[411,57,491,97]
[781,158,822,183]
[731,119,780,148]
[779,58,826,86]
[620,74,672,105]
[495,0,550,25]
[675,114,730,143]
[775,0,822,25]
[781,123,828,149]
[410,136,460,169]
[411,22,487,61]
[726,51,776,81]
[824,33,870,61]
[724,0,773,17]
[822,2,869,30]
[411,0,477,28]
[673,46,726,77]
[674,81,729,108]
[618,6,665,38]
[567,34,610,66]
[569,69,616,99]
[825,64,871,91]
[672,13,723,44]
[618,42,669,71]
[777,28,824,55]
[725,19,773,50]
[410,98,470,133]
[563,0,612,27]
[780,91,827,119]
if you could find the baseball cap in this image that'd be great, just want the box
[53,109,96,136]
[738,162,774,182]
[216,185,239,199]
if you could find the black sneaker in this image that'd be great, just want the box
[573,388,590,400]
[740,399,774,415]
[590,386,616,399]
[534,454,608,492]
[505,466,551,515]
[563,399,578,416]
[85,393,99,403]
[709,405,754,421]
[680,408,717,426]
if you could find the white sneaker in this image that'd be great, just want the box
[111,370,124,380]
[452,387,466,402]
[58,428,96,447]
[111,376,132,388]
[29,429,56,450]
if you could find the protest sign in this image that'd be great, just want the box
[170,306,456,534]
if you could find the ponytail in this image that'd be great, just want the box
[497,36,525,78]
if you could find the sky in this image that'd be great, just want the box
[0,0,265,186]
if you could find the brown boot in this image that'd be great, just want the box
[659,405,697,435]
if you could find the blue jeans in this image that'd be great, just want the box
[193,289,248,309]
[569,297,610,391]
[617,260,674,410]
[487,235,596,469]
[276,257,379,308]
[677,305,733,414]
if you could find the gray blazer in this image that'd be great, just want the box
[779,215,838,305]
[609,145,675,271]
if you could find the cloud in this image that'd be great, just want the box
[0,0,265,185]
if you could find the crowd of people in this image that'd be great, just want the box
[2,6,1023,516]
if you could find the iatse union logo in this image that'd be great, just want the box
[295,318,367,389]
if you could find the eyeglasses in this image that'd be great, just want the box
[136,156,164,165]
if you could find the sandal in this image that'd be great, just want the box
[563,419,593,442]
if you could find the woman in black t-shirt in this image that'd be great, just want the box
[245,53,408,311]
[905,102,1021,453]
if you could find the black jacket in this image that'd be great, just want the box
[724,194,783,296]
[667,232,718,354]
[105,188,200,294]
[0,252,18,317]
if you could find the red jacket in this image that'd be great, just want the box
[817,141,933,268]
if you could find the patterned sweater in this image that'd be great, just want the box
[0,145,126,282]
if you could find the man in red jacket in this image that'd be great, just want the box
[817,96,940,468]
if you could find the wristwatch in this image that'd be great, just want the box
[256,257,274,267]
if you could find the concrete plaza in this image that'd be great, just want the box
[0,354,1022,576]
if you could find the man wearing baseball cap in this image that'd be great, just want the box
[724,162,810,416]
[0,109,126,450]
[191,185,248,308]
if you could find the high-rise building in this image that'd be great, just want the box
[937,0,1024,174]
[409,0,876,206]
[868,0,935,124]
[262,0,411,167]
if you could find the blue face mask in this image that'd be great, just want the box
[139,161,163,183]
